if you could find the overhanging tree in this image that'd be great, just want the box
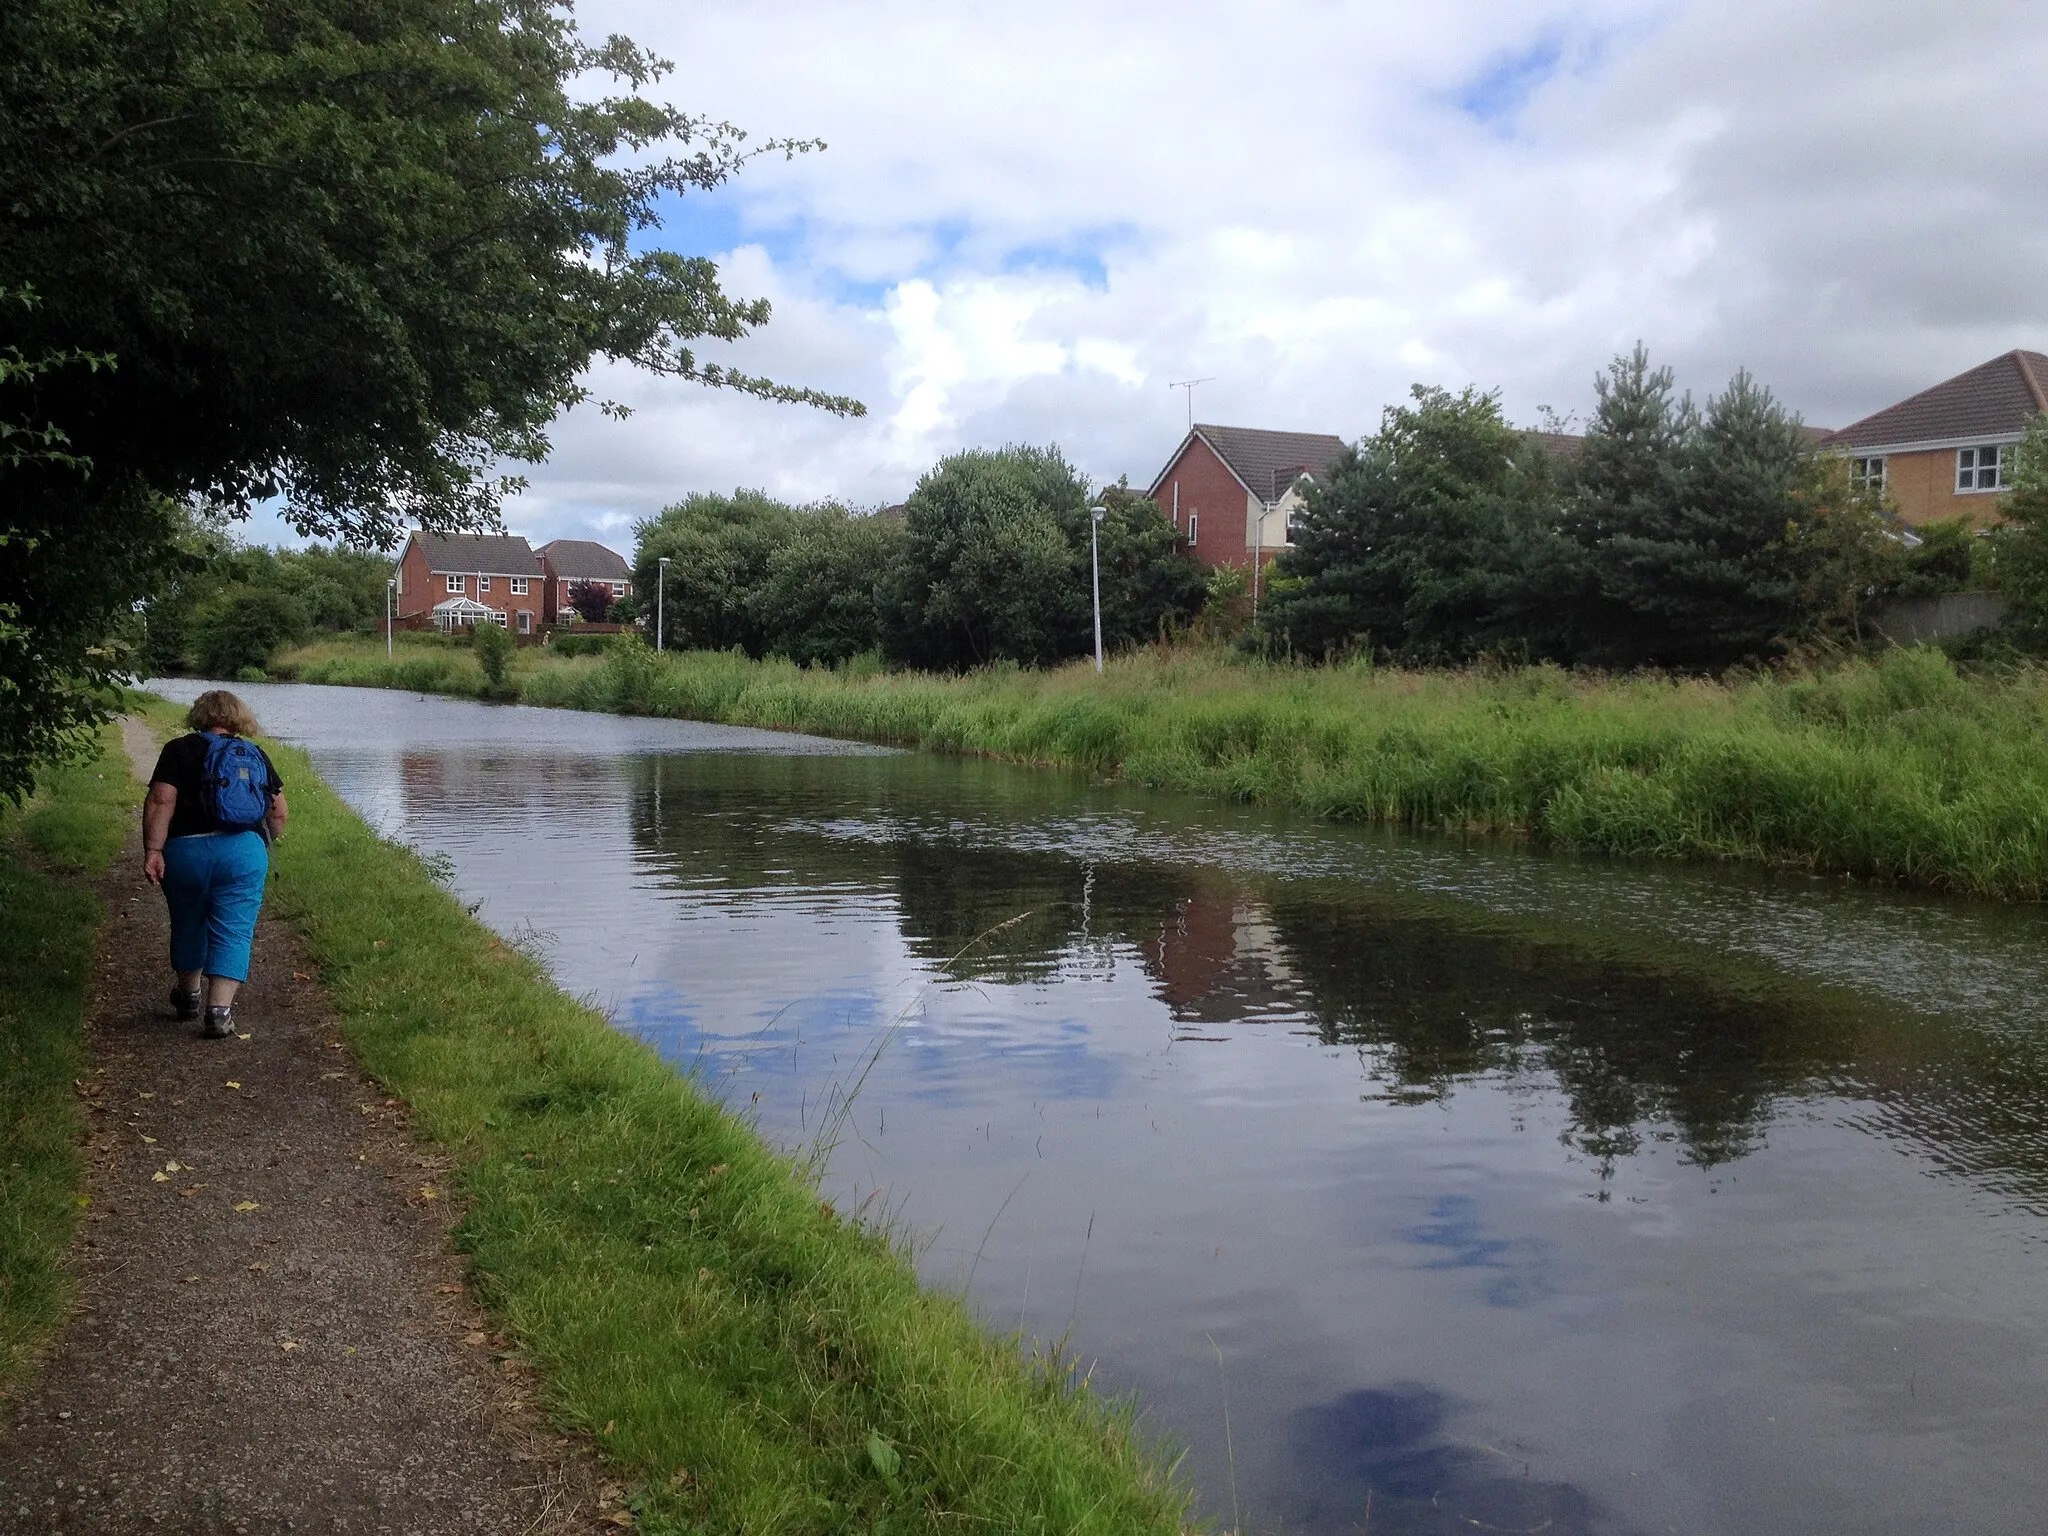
[0,0,860,798]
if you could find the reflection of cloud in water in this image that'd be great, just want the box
[1406,1195,1554,1311]
[1283,1383,1617,1536]
[896,1014,1125,1108]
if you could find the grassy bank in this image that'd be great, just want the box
[191,704,1189,1533]
[0,728,136,1391]
[276,634,2048,901]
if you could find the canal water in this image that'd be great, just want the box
[153,680,2048,1535]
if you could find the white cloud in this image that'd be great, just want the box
[267,0,2048,550]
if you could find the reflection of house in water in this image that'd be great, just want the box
[398,751,619,822]
[1142,882,1303,1027]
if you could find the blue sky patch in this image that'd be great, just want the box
[1455,34,1566,129]
[1406,1193,1553,1308]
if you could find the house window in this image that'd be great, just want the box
[1851,456,1887,493]
[1957,444,2009,493]
[1186,511,1198,547]
[509,577,529,595]
[445,574,465,593]
[611,582,626,597]
[516,609,533,635]
[478,575,492,592]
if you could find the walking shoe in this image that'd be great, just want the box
[170,985,202,1022]
[201,1005,235,1040]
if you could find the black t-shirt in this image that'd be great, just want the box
[150,732,284,840]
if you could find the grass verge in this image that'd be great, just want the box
[0,727,136,1391]
[233,719,1189,1533]
[274,635,2048,901]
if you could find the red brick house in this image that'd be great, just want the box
[1146,424,1348,568]
[1823,350,2047,526]
[536,539,632,623]
[392,532,546,635]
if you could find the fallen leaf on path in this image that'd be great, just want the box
[247,1262,268,1274]
[234,1201,260,1213]
[235,1032,251,1040]
[225,1081,241,1090]
[151,1171,169,1183]
[292,971,312,981]
[372,939,387,949]
[164,1159,184,1172]
[74,1195,90,1209]
[463,1330,488,1346]
[139,1135,156,1144]
[138,1092,153,1100]
[435,1283,463,1294]
[179,1186,203,1197]
[279,1340,298,1352]
[183,1275,200,1284]
[416,1186,439,1201]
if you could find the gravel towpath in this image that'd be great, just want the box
[0,720,612,1534]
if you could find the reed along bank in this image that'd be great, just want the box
[272,637,2048,903]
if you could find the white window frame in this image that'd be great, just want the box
[1956,444,2010,494]
[1851,455,1887,494]
[445,573,465,593]
[478,574,492,592]
[516,609,533,634]
[1186,511,1198,547]
[611,581,626,597]
[509,577,529,595]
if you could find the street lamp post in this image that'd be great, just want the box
[1089,505,1106,674]
[656,556,671,652]
[386,578,395,658]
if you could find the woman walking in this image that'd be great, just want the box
[141,691,288,1039]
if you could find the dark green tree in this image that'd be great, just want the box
[1265,387,1564,661]
[0,0,858,798]
[881,447,1091,670]
[751,508,904,665]
[634,491,802,654]
[1993,413,2048,648]
[1090,483,1209,650]
[189,586,307,677]
[1567,349,1823,667]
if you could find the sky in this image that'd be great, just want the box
[250,0,2048,552]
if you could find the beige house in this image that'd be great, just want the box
[1824,350,2047,526]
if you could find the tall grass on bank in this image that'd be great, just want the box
[0,728,136,1390]
[276,636,2048,901]
[224,719,1189,1534]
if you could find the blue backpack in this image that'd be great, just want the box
[202,735,271,831]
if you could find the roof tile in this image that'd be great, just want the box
[1180,424,1349,502]
[1827,350,2048,450]
[537,538,631,581]
[411,532,542,576]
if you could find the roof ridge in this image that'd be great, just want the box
[2012,349,2048,415]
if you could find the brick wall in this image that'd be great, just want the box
[1882,447,2013,527]
[1149,437,1258,567]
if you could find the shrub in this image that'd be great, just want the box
[472,618,513,689]
[190,586,308,676]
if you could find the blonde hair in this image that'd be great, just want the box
[186,690,260,738]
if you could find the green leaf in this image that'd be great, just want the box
[865,1430,902,1488]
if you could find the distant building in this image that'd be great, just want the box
[1824,350,2048,526]
[392,532,546,635]
[1146,424,1349,568]
[537,539,632,623]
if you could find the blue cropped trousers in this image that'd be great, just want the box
[161,831,270,982]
